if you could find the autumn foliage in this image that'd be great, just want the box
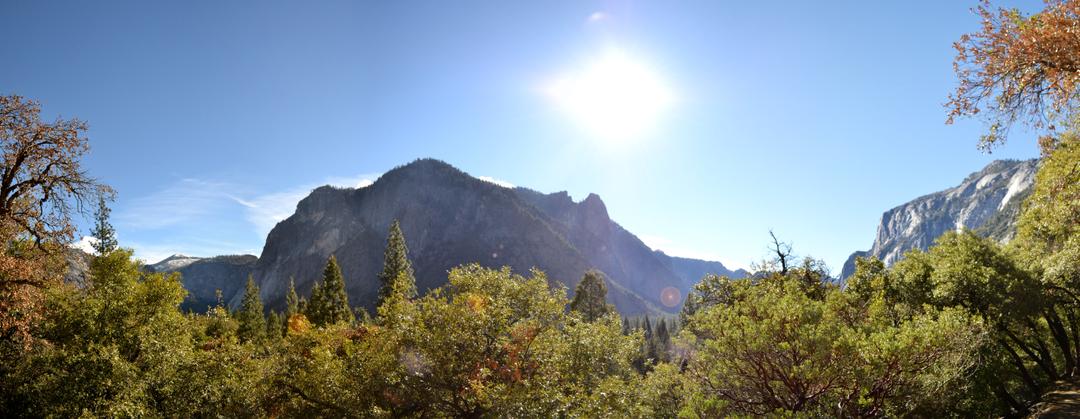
[948,0,1080,150]
[0,95,110,345]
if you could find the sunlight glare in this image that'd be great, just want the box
[545,49,675,141]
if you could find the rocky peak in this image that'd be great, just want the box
[841,159,1038,279]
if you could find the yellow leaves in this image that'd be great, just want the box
[287,313,311,335]
[464,293,488,313]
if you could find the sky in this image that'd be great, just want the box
[0,0,1045,271]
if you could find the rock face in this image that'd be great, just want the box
[840,159,1038,279]
[146,254,258,312]
[245,158,739,315]
[64,248,93,288]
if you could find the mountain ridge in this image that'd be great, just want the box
[840,158,1038,279]
[134,158,740,316]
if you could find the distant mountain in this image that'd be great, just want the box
[654,251,749,291]
[839,159,1038,279]
[146,254,257,312]
[234,158,737,316]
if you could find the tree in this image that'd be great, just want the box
[0,95,111,345]
[767,230,794,275]
[266,311,284,340]
[682,273,982,417]
[236,275,266,343]
[377,219,416,309]
[875,231,1056,416]
[304,281,323,324]
[5,249,279,417]
[654,319,671,363]
[284,277,299,319]
[569,270,613,321]
[680,274,743,327]
[947,0,1080,150]
[382,264,643,417]
[6,249,190,416]
[307,255,351,327]
[88,196,117,256]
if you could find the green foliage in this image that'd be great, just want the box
[285,276,300,318]
[569,269,614,322]
[236,275,266,343]
[9,140,1078,417]
[266,310,284,340]
[306,255,352,327]
[1014,133,1080,289]
[377,219,417,311]
[6,249,188,416]
[682,271,983,417]
[679,273,742,327]
[89,196,118,256]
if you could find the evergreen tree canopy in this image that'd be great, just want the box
[235,275,265,343]
[89,196,118,256]
[378,219,416,309]
[285,277,299,318]
[569,270,613,322]
[307,255,352,327]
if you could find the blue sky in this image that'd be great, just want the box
[1,1,1043,271]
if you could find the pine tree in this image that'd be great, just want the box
[642,315,659,366]
[309,255,352,326]
[298,296,308,316]
[377,219,416,309]
[306,280,325,324]
[266,310,284,339]
[89,196,118,255]
[285,277,300,318]
[621,317,631,335]
[236,275,266,342]
[569,270,614,321]
[655,318,671,362]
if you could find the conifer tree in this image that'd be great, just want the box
[569,270,614,321]
[297,296,308,317]
[266,310,284,339]
[89,196,118,255]
[236,275,266,342]
[309,255,352,326]
[285,277,300,318]
[306,280,326,324]
[377,219,416,309]
[655,318,671,362]
[642,315,659,365]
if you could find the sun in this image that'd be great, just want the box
[545,49,675,142]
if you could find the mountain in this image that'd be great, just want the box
[146,254,258,312]
[654,250,749,291]
[839,159,1038,279]
[242,158,737,315]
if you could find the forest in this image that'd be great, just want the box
[2,1,1080,417]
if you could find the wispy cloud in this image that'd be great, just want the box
[116,178,239,230]
[478,176,515,189]
[115,173,381,262]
